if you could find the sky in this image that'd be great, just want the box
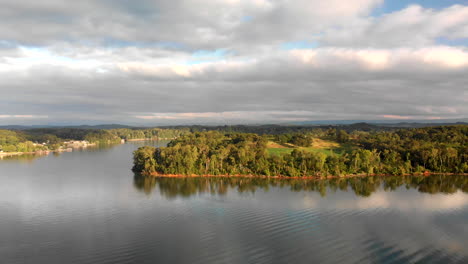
[0,0,467,125]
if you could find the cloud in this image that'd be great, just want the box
[135,111,327,123]
[0,0,383,50]
[0,1,467,124]
[334,191,468,212]
[318,4,468,48]
[382,115,412,120]
[1,45,467,124]
[0,115,48,119]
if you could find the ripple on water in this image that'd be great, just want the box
[0,143,467,264]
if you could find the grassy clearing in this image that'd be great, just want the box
[267,147,295,155]
[311,138,339,149]
[267,139,356,156]
[266,141,288,148]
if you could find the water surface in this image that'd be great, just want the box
[0,142,467,264]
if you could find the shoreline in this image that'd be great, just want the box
[0,151,52,158]
[126,138,155,142]
[0,152,29,157]
[1,151,61,157]
[126,138,176,142]
[0,148,78,158]
[0,138,169,158]
[144,172,468,180]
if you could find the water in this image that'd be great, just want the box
[0,141,467,264]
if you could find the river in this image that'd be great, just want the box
[0,141,467,264]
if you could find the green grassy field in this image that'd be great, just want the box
[266,139,355,156]
[267,147,295,155]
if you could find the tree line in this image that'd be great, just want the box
[0,128,121,152]
[133,125,467,176]
[107,128,189,140]
[0,127,190,153]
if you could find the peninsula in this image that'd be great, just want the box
[133,125,467,177]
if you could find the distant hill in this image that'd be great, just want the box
[290,118,468,126]
[0,125,57,130]
[0,120,466,131]
[374,122,468,128]
[65,124,137,130]
[0,124,137,130]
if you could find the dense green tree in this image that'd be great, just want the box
[133,125,467,177]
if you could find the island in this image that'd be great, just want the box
[133,125,467,178]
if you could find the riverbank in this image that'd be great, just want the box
[64,140,97,148]
[0,147,81,158]
[126,138,175,141]
[1,149,70,156]
[0,152,26,157]
[144,172,468,180]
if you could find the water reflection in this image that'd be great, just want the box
[134,174,468,198]
[1,141,467,264]
[0,153,48,163]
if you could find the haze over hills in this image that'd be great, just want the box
[289,119,468,128]
[1,119,466,130]
[289,118,468,125]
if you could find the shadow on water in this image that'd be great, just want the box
[133,174,468,198]
[0,153,48,163]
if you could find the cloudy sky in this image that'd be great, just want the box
[1,0,467,125]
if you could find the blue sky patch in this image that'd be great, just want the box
[372,0,466,16]
[242,16,254,22]
[436,37,468,47]
[281,41,318,50]
[187,49,229,64]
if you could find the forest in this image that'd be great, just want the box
[0,128,122,153]
[0,127,189,153]
[0,130,48,153]
[133,125,468,177]
[107,128,189,140]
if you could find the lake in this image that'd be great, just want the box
[0,141,467,264]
